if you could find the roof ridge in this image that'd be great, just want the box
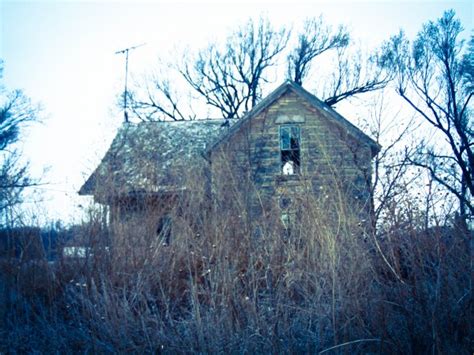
[124,118,237,126]
[205,80,380,155]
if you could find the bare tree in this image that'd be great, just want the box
[130,16,392,121]
[127,18,288,121]
[0,62,39,225]
[179,17,289,119]
[380,10,473,218]
[287,16,349,85]
[127,73,194,121]
[321,47,391,106]
[288,17,392,106]
[366,96,419,226]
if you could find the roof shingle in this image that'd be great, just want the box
[79,119,233,198]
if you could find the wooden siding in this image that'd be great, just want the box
[210,89,373,223]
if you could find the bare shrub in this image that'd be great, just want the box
[373,218,472,353]
[50,153,381,353]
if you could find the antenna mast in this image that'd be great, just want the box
[115,43,146,122]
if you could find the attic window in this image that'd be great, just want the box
[280,125,300,175]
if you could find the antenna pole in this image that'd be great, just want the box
[115,43,146,123]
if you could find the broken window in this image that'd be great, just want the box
[156,215,172,245]
[279,195,292,209]
[280,125,300,175]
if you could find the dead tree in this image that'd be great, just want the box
[380,9,473,218]
[287,16,348,85]
[179,17,289,119]
[288,17,391,106]
[130,16,392,121]
[0,63,40,225]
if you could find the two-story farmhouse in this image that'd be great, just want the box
[79,81,380,237]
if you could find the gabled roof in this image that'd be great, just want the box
[79,119,234,199]
[79,81,380,200]
[207,81,380,156]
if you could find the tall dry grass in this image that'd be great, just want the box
[0,161,471,353]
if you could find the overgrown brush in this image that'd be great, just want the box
[0,170,471,353]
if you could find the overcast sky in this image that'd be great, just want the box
[1,0,472,225]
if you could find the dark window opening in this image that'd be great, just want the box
[280,126,301,175]
[157,215,172,245]
[279,196,292,210]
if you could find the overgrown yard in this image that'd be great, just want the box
[0,7,472,354]
[0,190,471,354]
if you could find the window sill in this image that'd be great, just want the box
[276,174,302,183]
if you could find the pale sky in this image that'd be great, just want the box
[1,0,472,225]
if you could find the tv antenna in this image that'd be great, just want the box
[115,42,146,122]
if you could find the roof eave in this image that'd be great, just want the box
[206,81,293,154]
[286,81,380,150]
[206,80,381,156]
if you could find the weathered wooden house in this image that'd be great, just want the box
[79,81,379,237]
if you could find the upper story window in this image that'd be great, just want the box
[280,125,301,175]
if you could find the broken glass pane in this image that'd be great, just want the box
[280,127,290,150]
[291,126,300,149]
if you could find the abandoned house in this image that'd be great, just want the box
[79,81,380,237]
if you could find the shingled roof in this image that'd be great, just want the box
[79,119,234,200]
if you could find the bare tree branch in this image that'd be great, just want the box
[323,47,392,106]
[179,17,289,119]
[287,16,349,85]
[380,10,473,218]
[0,61,40,223]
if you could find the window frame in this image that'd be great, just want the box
[279,125,301,175]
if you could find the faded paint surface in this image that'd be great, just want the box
[211,89,374,222]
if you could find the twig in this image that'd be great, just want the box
[319,338,389,354]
